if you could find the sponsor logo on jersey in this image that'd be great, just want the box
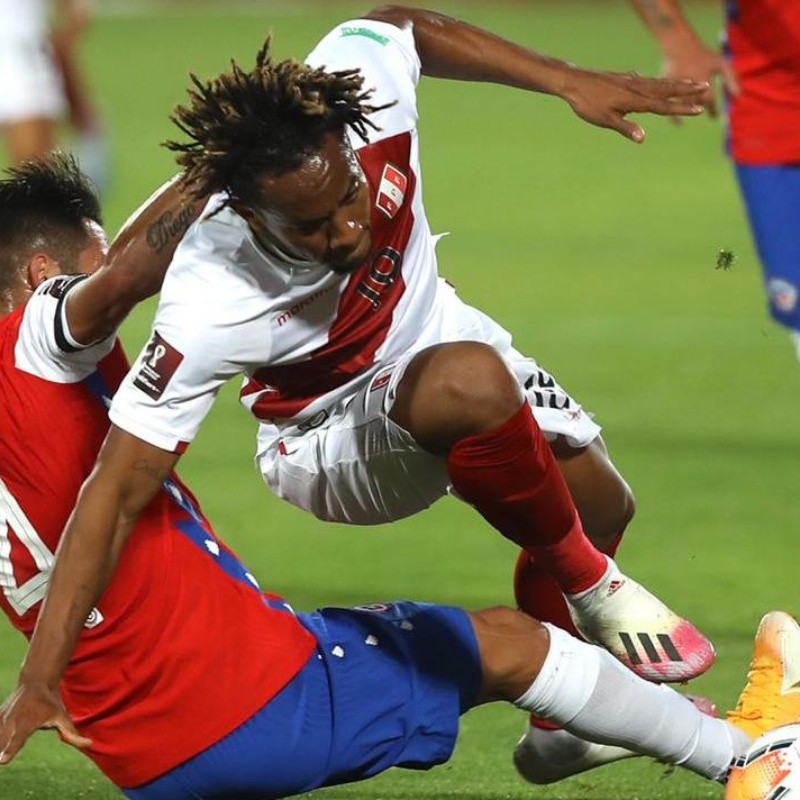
[376,163,408,220]
[133,331,184,400]
[340,26,389,46]
[274,287,334,327]
[768,278,798,313]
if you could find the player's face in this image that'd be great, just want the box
[242,132,372,274]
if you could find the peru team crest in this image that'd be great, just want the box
[375,163,407,219]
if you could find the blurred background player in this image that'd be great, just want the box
[1,156,800,800]
[631,0,800,360]
[0,0,108,191]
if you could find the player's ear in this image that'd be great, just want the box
[26,252,62,289]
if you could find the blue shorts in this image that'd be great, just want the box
[735,163,800,330]
[123,601,481,800]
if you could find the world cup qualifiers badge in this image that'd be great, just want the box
[133,331,185,400]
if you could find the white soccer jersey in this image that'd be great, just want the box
[16,275,116,383]
[110,19,456,454]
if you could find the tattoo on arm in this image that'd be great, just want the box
[146,203,198,253]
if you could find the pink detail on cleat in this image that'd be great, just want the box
[687,694,718,718]
[616,620,717,682]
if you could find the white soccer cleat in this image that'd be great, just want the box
[565,557,716,682]
[513,725,637,785]
[514,696,717,785]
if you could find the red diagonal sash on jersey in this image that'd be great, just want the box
[244,132,416,421]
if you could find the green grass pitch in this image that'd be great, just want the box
[1,2,799,798]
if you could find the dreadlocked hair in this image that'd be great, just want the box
[165,37,392,206]
[0,151,101,297]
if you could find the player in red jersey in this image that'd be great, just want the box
[0,154,317,788]
[631,0,800,356]
[2,157,800,800]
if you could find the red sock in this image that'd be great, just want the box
[447,404,607,594]
[514,551,580,636]
[514,534,624,633]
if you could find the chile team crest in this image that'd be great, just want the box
[375,163,408,219]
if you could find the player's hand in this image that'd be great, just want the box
[562,68,710,142]
[660,35,740,120]
[0,683,91,766]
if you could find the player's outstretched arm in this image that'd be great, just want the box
[630,0,739,118]
[64,178,201,346]
[366,4,709,142]
[0,429,179,765]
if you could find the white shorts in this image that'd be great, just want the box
[0,35,65,125]
[258,295,600,526]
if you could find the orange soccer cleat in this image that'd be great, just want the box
[728,611,800,740]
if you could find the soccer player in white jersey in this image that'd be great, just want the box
[1,6,721,780]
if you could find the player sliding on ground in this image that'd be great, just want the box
[2,7,719,780]
[1,155,800,800]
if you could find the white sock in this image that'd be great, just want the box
[514,624,751,780]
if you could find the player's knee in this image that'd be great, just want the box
[424,342,522,426]
[392,342,523,451]
[470,606,550,703]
